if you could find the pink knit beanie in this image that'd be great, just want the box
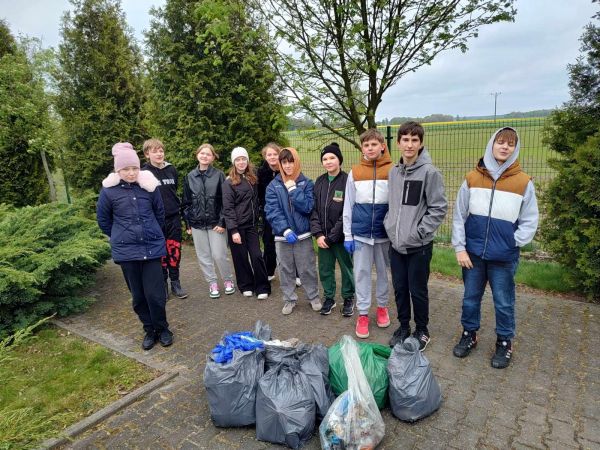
[112,142,140,172]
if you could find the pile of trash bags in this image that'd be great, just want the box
[204,322,442,449]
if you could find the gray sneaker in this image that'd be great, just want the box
[282,301,296,315]
[310,299,322,312]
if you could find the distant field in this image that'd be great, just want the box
[284,117,556,238]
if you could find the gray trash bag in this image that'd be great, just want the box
[264,342,310,371]
[253,320,272,341]
[256,359,316,448]
[204,347,265,427]
[387,336,442,422]
[298,344,335,420]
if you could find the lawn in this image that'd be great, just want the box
[0,324,157,449]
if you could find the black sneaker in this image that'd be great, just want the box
[170,280,188,299]
[389,325,411,348]
[491,339,512,369]
[158,330,174,347]
[341,297,354,317]
[142,331,157,350]
[413,329,431,351]
[320,298,337,315]
[453,330,477,358]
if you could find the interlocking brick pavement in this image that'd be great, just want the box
[58,245,600,449]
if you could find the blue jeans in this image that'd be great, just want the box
[461,253,519,339]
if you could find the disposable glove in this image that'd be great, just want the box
[344,240,355,254]
[285,231,298,244]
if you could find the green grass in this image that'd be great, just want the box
[431,246,578,294]
[0,325,157,449]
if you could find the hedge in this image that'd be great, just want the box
[0,201,111,337]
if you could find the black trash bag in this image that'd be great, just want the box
[256,359,316,448]
[298,344,335,420]
[264,341,309,371]
[387,337,442,422]
[203,320,271,427]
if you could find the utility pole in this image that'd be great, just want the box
[490,92,501,123]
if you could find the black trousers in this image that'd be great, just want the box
[162,214,183,281]
[119,258,169,334]
[262,217,277,277]
[229,227,271,295]
[390,244,433,331]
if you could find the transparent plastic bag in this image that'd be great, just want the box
[319,335,385,449]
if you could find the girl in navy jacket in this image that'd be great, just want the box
[96,142,173,351]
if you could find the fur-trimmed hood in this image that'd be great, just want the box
[101,170,160,192]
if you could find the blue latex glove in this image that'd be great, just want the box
[344,240,355,254]
[286,231,298,244]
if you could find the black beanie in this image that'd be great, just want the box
[320,142,343,165]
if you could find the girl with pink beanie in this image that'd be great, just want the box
[97,142,173,351]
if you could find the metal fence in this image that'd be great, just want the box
[283,117,555,240]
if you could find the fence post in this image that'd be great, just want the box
[386,126,393,155]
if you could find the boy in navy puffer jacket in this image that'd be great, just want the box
[97,142,173,351]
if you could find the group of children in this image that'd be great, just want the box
[97,123,538,369]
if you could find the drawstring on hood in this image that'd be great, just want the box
[483,127,521,181]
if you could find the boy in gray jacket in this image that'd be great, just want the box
[384,122,447,350]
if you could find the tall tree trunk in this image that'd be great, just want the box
[40,149,57,202]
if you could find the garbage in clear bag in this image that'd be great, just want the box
[387,336,442,422]
[256,359,316,449]
[320,335,385,449]
[203,321,272,427]
[329,340,391,409]
[264,340,334,420]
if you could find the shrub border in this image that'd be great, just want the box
[38,319,179,449]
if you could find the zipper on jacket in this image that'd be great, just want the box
[324,179,332,238]
[482,179,498,258]
[370,161,376,238]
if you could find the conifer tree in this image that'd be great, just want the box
[55,0,145,191]
[0,21,52,206]
[145,0,286,171]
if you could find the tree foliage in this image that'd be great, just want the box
[542,9,600,300]
[55,0,145,192]
[258,0,515,147]
[0,201,111,338]
[145,0,286,171]
[0,21,53,206]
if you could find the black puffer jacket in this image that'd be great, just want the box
[222,175,260,234]
[310,171,349,245]
[181,165,226,229]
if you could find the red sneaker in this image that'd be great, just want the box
[355,315,370,338]
[376,307,390,328]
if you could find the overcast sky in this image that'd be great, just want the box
[1,0,596,119]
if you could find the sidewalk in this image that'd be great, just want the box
[59,248,600,449]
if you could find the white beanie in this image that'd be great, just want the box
[231,146,249,162]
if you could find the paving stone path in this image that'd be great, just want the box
[59,247,600,449]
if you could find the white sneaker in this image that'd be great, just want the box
[310,299,323,311]
[282,301,296,315]
[268,275,276,281]
[242,291,253,297]
[224,280,235,295]
[257,293,269,300]
[295,277,302,287]
[209,282,220,299]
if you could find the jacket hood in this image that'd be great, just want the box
[280,147,302,183]
[483,127,521,181]
[398,147,433,172]
[101,170,160,192]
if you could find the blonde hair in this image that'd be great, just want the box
[195,143,219,159]
[143,138,164,155]
[261,142,282,158]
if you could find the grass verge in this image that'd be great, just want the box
[0,324,157,449]
[431,246,578,294]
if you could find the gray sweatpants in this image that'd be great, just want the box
[353,241,390,315]
[275,238,319,304]
[191,227,234,284]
